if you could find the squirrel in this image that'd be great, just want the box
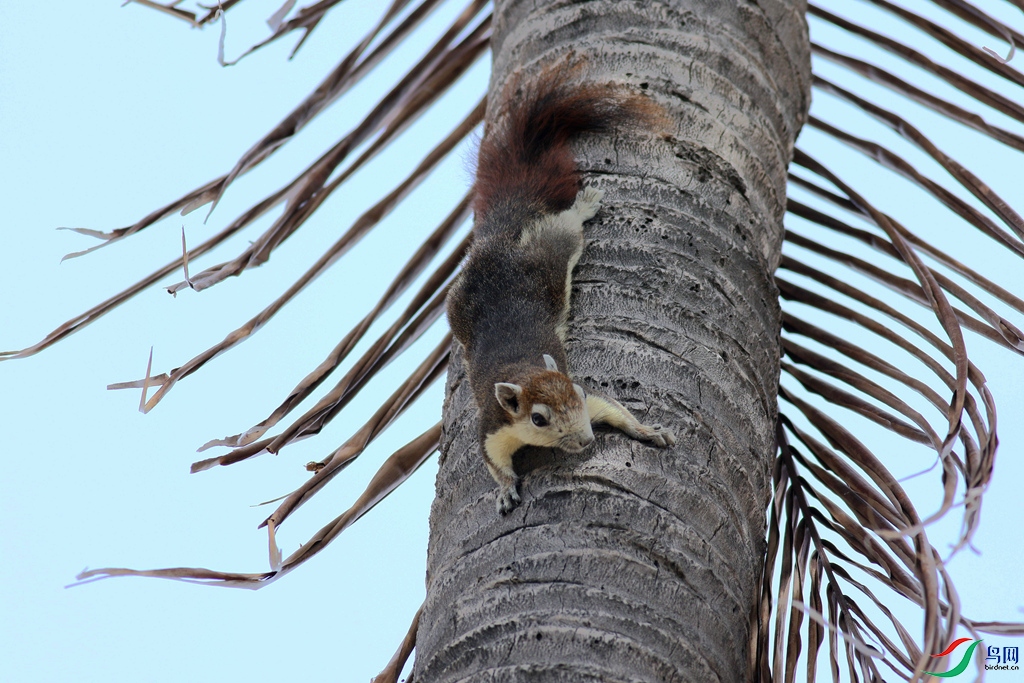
[446,66,676,514]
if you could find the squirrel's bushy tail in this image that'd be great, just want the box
[472,66,663,222]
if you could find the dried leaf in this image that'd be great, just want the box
[125,103,482,412]
[74,421,441,589]
[372,604,422,683]
[199,197,470,451]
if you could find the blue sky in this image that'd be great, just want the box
[1,2,477,680]
[1,2,1022,682]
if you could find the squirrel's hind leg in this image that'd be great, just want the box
[572,186,604,223]
[520,186,603,249]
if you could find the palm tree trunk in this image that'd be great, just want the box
[416,1,811,680]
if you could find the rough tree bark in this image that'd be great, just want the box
[417,1,811,680]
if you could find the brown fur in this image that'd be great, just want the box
[472,64,665,222]
[448,64,674,514]
[513,368,584,419]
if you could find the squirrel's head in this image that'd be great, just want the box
[493,354,594,452]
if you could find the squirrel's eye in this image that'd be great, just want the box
[531,413,548,427]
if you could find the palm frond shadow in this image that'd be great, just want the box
[15,0,1024,680]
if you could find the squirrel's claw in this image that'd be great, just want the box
[574,186,604,222]
[638,423,676,447]
[497,482,522,515]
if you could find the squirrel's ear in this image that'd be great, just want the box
[494,383,524,415]
[543,354,558,371]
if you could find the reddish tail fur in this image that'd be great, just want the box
[472,66,663,221]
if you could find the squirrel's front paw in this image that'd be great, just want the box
[496,482,522,515]
[638,423,676,448]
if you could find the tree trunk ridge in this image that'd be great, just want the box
[417,1,811,680]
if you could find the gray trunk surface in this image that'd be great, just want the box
[416,1,811,680]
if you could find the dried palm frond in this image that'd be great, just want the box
[48,0,486,604]
[760,2,1024,679]
[372,604,422,683]
[8,0,1024,680]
